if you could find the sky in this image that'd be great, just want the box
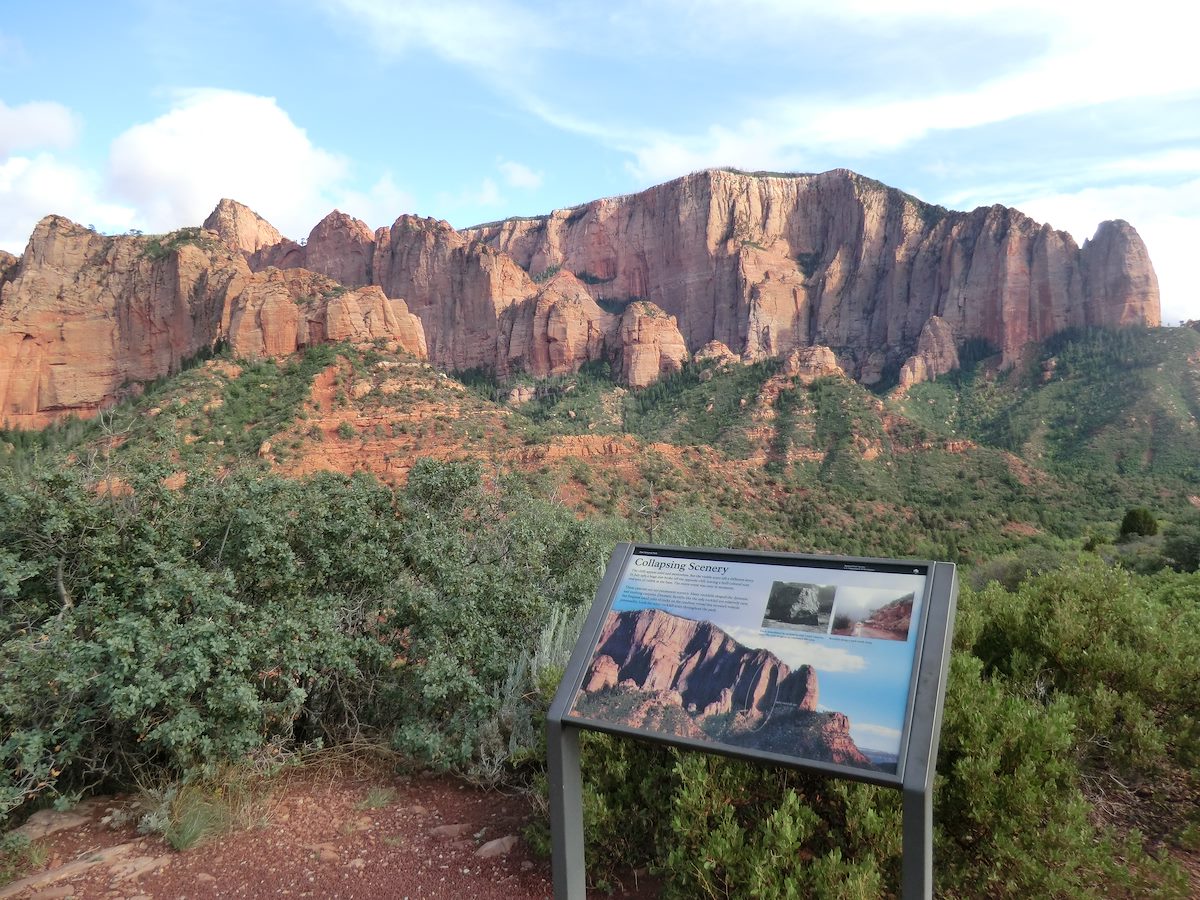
[1,0,1196,322]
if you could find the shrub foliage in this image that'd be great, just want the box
[2,456,1196,896]
[0,460,608,818]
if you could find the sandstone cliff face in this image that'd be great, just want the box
[576,608,875,767]
[0,219,425,426]
[1080,220,1160,328]
[781,345,845,383]
[204,199,283,255]
[898,315,959,390]
[0,218,248,428]
[296,211,376,288]
[617,301,689,388]
[0,169,1162,424]
[226,268,426,360]
[372,216,535,372]
[0,250,17,284]
[496,270,614,378]
[464,169,1160,376]
[584,608,818,719]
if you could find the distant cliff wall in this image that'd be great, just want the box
[0,169,1160,424]
[463,169,1159,380]
[0,218,424,428]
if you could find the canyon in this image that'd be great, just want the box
[0,169,1159,427]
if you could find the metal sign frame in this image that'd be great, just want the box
[546,542,958,899]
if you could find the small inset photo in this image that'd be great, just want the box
[761,581,836,634]
[830,587,915,641]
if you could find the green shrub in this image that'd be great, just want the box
[141,227,214,261]
[1119,506,1158,539]
[0,460,614,821]
[0,831,46,887]
[562,562,1196,897]
[965,561,1199,771]
[1163,514,1200,572]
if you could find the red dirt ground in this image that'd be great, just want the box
[2,768,660,899]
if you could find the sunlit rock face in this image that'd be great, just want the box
[0,169,1159,425]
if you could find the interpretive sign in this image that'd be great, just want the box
[547,543,957,899]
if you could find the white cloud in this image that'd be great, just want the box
[0,99,80,158]
[850,721,901,746]
[724,626,867,673]
[498,159,543,190]
[597,2,1200,181]
[0,153,134,253]
[335,171,417,230]
[441,177,503,215]
[0,91,418,253]
[320,0,551,76]
[106,89,348,238]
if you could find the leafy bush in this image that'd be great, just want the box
[1119,506,1158,539]
[1163,514,1200,572]
[2,439,1195,897]
[964,561,1199,772]
[563,561,1196,896]
[0,459,611,821]
[141,227,214,260]
[384,460,610,774]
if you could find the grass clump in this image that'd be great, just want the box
[0,832,47,887]
[355,786,395,810]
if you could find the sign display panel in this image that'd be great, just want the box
[566,546,931,777]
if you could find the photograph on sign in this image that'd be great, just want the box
[567,549,928,773]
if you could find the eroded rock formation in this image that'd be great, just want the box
[781,345,845,383]
[898,316,959,390]
[465,169,1159,376]
[583,608,818,720]
[575,608,875,767]
[0,218,424,427]
[227,269,426,360]
[617,302,688,388]
[204,199,283,256]
[0,168,1162,424]
[0,218,247,428]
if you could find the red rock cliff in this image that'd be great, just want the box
[0,218,425,427]
[0,169,1162,424]
[464,169,1160,377]
[584,608,818,718]
[0,218,247,428]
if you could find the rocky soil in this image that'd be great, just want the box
[0,767,658,900]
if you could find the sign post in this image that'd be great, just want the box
[547,543,957,900]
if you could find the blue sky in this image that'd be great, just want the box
[1,0,1196,322]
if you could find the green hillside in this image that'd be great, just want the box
[3,326,1199,896]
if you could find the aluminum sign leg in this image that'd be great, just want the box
[549,720,586,899]
[901,785,932,899]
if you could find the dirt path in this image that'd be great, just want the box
[2,768,657,899]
